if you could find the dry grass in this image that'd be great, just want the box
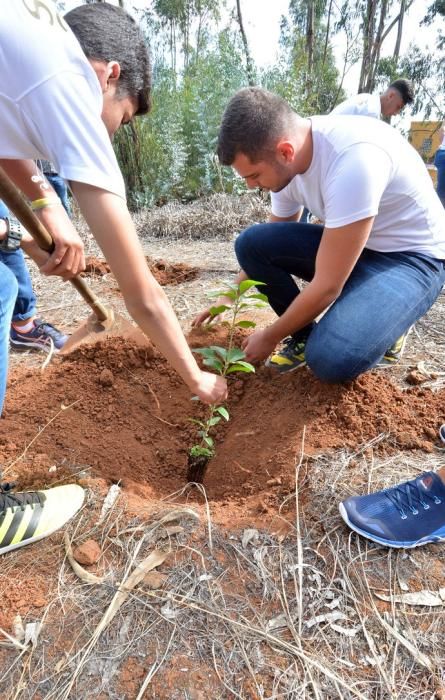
[3,196,445,698]
[1,458,444,699]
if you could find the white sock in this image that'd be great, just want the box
[12,318,35,333]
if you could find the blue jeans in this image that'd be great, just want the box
[0,201,36,322]
[434,149,445,208]
[0,263,18,414]
[235,222,445,382]
[45,173,71,216]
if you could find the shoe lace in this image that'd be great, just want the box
[281,337,306,359]
[33,320,63,341]
[0,481,44,511]
[385,476,442,519]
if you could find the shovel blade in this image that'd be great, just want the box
[60,310,148,355]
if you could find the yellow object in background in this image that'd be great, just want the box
[409,120,442,185]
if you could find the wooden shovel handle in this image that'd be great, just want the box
[0,166,109,323]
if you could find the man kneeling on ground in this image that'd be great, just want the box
[195,87,445,549]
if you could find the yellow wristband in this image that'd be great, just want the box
[30,197,61,211]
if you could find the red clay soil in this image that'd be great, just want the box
[2,325,444,505]
[83,255,199,286]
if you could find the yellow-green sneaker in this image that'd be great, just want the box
[0,483,84,555]
[378,326,413,366]
[265,337,306,373]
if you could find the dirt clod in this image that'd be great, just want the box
[73,540,102,566]
[143,572,168,589]
[406,369,429,385]
[98,368,114,387]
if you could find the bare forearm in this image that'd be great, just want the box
[0,159,56,200]
[72,183,203,390]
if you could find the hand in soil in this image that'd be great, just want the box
[192,294,233,327]
[192,371,228,404]
[242,327,276,363]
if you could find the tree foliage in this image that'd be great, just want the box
[90,0,442,207]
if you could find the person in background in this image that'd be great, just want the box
[434,120,445,208]
[331,78,414,119]
[0,200,68,351]
[39,160,71,216]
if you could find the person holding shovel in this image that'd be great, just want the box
[0,1,227,555]
[195,86,445,548]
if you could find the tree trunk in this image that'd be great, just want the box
[235,0,255,86]
[306,0,315,76]
[358,0,377,92]
[322,0,334,67]
[393,0,406,63]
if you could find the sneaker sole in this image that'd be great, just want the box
[10,339,60,353]
[265,359,307,374]
[0,527,68,554]
[338,502,445,549]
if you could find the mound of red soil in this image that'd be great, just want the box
[83,255,199,286]
[3,326,444,505]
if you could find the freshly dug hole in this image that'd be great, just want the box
[3,327,444,509]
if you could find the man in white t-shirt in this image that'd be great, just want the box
[0,1,227,556]
[195,86,445,550]
[331,78,414,119]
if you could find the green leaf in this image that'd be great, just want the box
[209,305,229,316]
[193,347,218,359]
[227,347,246,362]
[235,320,256,328]
[248,293,268,302]
[210,288,237,301]
[208,416,221,426]
[203,358,223,372]
[210,345,228,360]
[189,445,213,458]
[204,436,214,448]
[191,395,200,401]
[226,361,255,374]
[239,279,265,294]
[216,406,229,421]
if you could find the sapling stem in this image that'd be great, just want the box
[187,280,267,481]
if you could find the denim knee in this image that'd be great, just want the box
[234,224,260,268]
[305,337,364,383]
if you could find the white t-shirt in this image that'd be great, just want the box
[331,93,381,119]
[0,0,125,198]
[271,115,445,259]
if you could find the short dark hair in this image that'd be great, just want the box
[389,78,414,106]
[217,87,296,165]
[64,3,151,115]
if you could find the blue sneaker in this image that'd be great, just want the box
[10,319,68,352]
[339,471,445,548]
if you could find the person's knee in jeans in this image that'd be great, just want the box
[234,224,263,270]
[304,327,378,383]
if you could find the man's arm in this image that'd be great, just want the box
[242,217,375,362]
[0,158,85,277]
[72,182,227,404]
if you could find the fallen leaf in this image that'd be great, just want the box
[375,590,444,607]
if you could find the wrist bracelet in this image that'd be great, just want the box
[30,196,61,211]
